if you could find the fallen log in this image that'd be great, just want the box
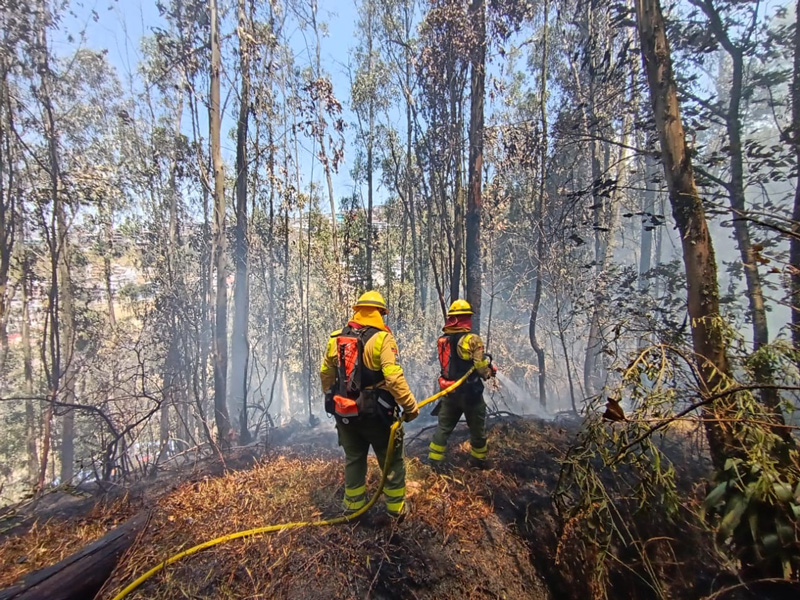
[0,512,148,600]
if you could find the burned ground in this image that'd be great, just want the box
[3,416,794,600]
[97,416,563,600]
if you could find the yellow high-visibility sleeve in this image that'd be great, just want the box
[459,333,492,379]
[320,331,340,393]
[365,331,417,414]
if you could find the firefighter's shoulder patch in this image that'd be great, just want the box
[384,334,400,359]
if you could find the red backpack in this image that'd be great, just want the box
[328,325,383,419]
[437,332,479,391]
[437,335,455,390]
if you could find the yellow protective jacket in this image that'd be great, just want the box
[441,326,492,379]
[320,311,417,417]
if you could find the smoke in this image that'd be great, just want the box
[493,373,551,419]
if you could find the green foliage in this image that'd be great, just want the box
[555,402,683,599]
[557,336,800,596]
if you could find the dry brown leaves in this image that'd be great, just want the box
[5,419,567,599]
[0,495,138,588]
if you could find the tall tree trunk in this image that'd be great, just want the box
[231,0,252,443]
[529,0,549,408]
[35,2,76,484]
[582,4,610,398]
[450,71,464,302]
[311,0,339,291]
[102,203,116,327]
[690,0,778,416]
[267,117,277,413]
[185,73,214,443]
[639,151,658,288]
[634,0,736,469]
[209,0,232,443]
[402,3,423,312]
[555,294,577,416]
[160,90,185,457]
[159,334,180,459]
[0,56,15,374]
[305,200,313,422]
[20,219,38,484]
[466,0,484,332]
[365,3,374,289]
[56,135,74,485]
[792,0,800,372]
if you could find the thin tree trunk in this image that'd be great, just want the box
[267,119,277,405]
[56,129,75,485]
[305,201,313,421]
[792,0,800,372]
[185,66,213,442]
[417,135,445,317]
[581,3,609,398]
[159,334,180,461]
[231,0,252,443]
[639,151,657,287]
[529,0,549,408]
[20,219,38,484]
[102,204,116,327]
[403,12,422,312]
[35,2,76,485]
[691,0,778,417]
[365,3,374,289]
[311,0,339,289]
[160,90,185,456]
[210,0,232,443]
[0,57,15,374]
[555,294,578,416]
[466,0,485,331]
[450,72,464,302]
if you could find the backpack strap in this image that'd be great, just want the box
[448,332,477,380]
[357,326,385,388]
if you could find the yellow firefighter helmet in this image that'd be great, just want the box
[353,290,388,314]
[447,299,473,316]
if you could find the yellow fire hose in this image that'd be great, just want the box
[110,368,475,600]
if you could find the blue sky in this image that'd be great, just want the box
[58,0,368,209]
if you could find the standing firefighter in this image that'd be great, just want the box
[429,300,496,467]
[321,291,419,519]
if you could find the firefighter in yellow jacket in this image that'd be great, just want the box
[429,300,495,467]
[321,291,419,519]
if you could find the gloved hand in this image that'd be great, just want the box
[491,364,498,378]
[403,403,420,422]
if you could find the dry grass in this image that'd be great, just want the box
[0,419,572,600]
[97,419,564,600]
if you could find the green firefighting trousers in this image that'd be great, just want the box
[336,417,406,516]
[429,393,488,462]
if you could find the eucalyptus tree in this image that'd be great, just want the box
[209,0,232,443]
[351,0,392,290]
[465,0,485,331]
[792,0,800,369]
[636,0,799,577]
[417,0,471,306]
[673,0,790,419]
[230,0,254,443]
